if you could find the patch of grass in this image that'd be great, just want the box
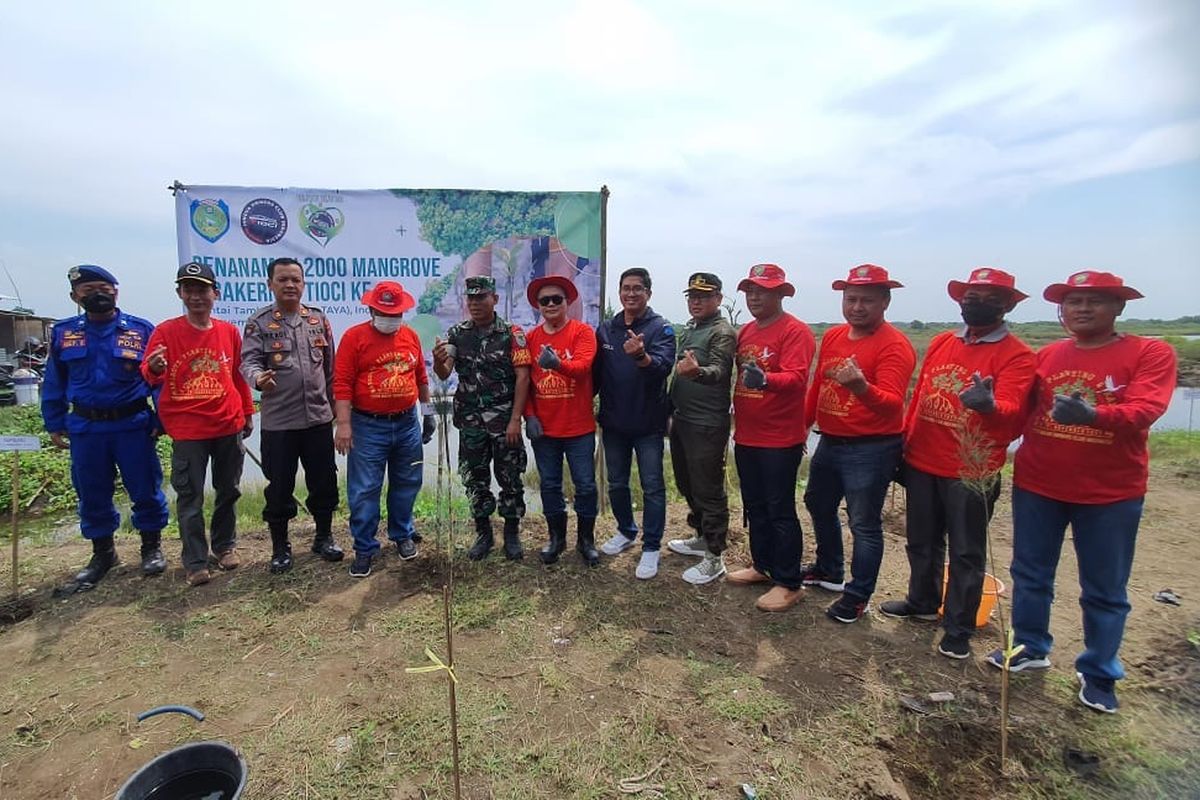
[152,609,219,641]
[453,584,536,630]
[700,674,791,724]
[1149,430,1200,463]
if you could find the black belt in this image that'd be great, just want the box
[353,406,416,421]
[818,432,903,446]
[71,399,151,421]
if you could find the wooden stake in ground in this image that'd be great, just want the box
[10,449,19,597]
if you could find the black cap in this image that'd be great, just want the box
[176,261,217,286]
[684,272,722,293]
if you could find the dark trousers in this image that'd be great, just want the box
[171,434,245,571]
[69,427,168,540]
[670,418,731,555]
[260,422,339,529]
[903,463,1000,638]
[459,426,527,520]
[734,443,805,589]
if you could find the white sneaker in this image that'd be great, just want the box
[635,550,660,579]
[682,553,725,585]
[600,533,636,556]
[667,535,707,557]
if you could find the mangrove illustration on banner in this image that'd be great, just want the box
[174,186,604,351]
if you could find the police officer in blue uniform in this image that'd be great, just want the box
[42,265,169,593]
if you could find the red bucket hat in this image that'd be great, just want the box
[947,267,1029,303]
[362,281,415,314]
[526,275,579,307]
[1043,270,1143,304]
[832,264,904,290]
[737,263,795,297]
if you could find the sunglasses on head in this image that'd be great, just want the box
[537,294,566,307]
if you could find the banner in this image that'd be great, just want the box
[174,186,605,347]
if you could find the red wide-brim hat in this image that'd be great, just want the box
[947,267,1029,303]
[526,275,579,307]
[832,263,904,290]
[362,281,416,314]
[1043,270,1143,303]
[737,263,795,297]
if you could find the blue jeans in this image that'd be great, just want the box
[1010,486,1143,682]
[602,430,666,551]
[735,443,805,589]
[347,409,424,556]
[532,433,598,519]
[803,435,902,600]
[70,427,168,539]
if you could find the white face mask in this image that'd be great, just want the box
[372,315,402,334]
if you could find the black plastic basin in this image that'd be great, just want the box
[116,741,246,800]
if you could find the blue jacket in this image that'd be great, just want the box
[594,307,676,436]
[42,311,157,435]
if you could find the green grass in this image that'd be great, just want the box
[1148,430,1200,462]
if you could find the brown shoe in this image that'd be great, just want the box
[186,569,211,587]
[216,549,240,570]
[726,567,770,586]
[755,585,804,612]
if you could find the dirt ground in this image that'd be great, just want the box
[1,463,1198,799]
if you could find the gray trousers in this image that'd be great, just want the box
[171,434,245,571]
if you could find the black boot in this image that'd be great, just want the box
[139,530,166,576]
[468,517,493,561]
[73,537,119,591]
[311,515,344,562]
[502,518,524,561]
[539,514,568,564]
[269,523,293,574]
[576,516,600,567]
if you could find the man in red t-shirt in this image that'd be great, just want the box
[143,262,255,587]
[522,275,600,566]
[988,271,1176,714]
[880,267,1036,660]
[802,265,916,623]
[727,264,816,612]
[332,281,434,578]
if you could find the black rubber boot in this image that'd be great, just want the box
[467,517,493,561]
[139,530,166,576]
[75,537,119,589]
[502,518,524,561]
[539,514,568,564]
[311,515,344,562]
[576,516,600,567]
[269,523,293,574]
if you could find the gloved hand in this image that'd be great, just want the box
[422,414,436,444]
[537,344,561,371]
[526,416,544,440]
[1052,392,1097,426]
[743,362,767,390]
[958,372,996,413]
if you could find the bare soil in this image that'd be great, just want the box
[1,465,1198,799]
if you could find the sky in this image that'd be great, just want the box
[0,0,1197,327]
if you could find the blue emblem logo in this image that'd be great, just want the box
[190,199,230,243]
[240,198,288,245]
[300,203,345,248]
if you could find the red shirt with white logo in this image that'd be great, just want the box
[1014,335,1176,504]
[142,317,255,441]
[903,327,1035,479]
[805,322,916,437]
[733,313,815,448]
[525,319,597,438]
[332,322,428,414]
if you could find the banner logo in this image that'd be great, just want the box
[191,199,230,243]
[300,203,345,248]
[240,198,288,245]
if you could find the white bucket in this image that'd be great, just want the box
[13,369,39,406]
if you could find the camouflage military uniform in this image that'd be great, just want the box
[447,314,531,520]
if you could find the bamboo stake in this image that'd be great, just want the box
[10,451,20,597]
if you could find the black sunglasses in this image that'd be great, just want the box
[537,294,566,307]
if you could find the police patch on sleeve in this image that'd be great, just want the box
[662,325,675,338]
[512,328,527,348]
[245,322,257,335]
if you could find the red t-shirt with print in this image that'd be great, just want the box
[525,319,597,438]
[732,313,815,448]
[332,322,428,414]
[805,322,916,437]
[1014,334,1176,504]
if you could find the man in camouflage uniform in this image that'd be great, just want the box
[240,257,344,574]
[433,275,532,561]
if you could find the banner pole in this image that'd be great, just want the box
[10,451,19,597]
[597,186,610,516]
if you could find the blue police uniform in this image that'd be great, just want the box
[42,310,169,540]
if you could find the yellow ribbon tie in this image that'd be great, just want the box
[405,646,458,684]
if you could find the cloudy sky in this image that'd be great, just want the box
[1,0,1197,326]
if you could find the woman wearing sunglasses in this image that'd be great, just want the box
[523,275,601,567]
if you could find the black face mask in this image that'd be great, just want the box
[81,293,116,315]
[960,300,1004,327]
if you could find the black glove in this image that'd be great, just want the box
[537,344,561,371]
[1051,392,1097,426]
[743,362,767,390]
[526,416,544,440]
[958,372,996,413]
[422,414,436,444]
